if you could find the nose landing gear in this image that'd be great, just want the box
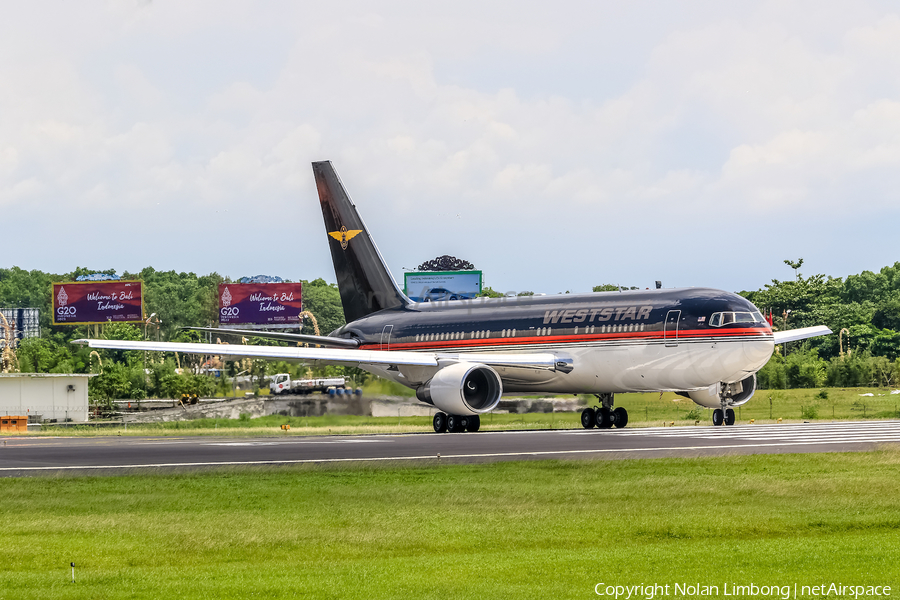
[712,407,736,426]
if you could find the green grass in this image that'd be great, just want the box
[40,387,900,437]
[607,386,900,425]
[29,412,583,437]
[2,452,900,598]
[362,377,417,397]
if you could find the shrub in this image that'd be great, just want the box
[89,361,147,404]
[785,350,826,388]
[683,408,702,421]
[800,404,819,419]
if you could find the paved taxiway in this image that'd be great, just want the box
[1,420,899,476]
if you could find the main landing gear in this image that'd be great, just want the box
[712,407,736,426]
[581,393,628,429]
[433,412,480,433]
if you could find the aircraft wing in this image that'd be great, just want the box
[182,326,359,348]
[772,325,832,345]
[72,339,563,372]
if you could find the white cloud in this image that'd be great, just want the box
[2,1,900,291]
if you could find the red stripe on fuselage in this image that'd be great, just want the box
[360,327,773,352]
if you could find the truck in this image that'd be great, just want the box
[269,374,353,396]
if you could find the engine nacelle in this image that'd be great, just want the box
[415,363,503,416]
[684,374,757,408]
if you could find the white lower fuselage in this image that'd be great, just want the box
[363,334,774,396]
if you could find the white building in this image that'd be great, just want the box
[0,373,93,422]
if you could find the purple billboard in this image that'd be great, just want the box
[218,283,303,326]
[52,281,144,325]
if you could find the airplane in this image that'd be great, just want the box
[76,161,831,433]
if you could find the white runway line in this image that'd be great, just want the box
[566,421,900,443]
[207,439,385,446]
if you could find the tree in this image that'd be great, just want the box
[416,256,474,271]
[784,349,826,388]
[593,284,637,292]
[872,294,900,331]
[128,268,206,340]
[15,335,91,374]
[477,287,504,298]
[826,353,876,387]
[0,267,55,331]
[741,273,842,334]
[784,258,804,280]
[90,361,147,404]
[300,279,345,335]
[871,331,900,361]
[756,351,786,389]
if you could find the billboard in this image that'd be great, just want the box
[403,271,482,302]
[218,283,303,326]
[0,308,40,340]
[52,281,143,325]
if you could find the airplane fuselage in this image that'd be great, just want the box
[333,287,774,396]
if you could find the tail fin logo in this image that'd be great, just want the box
[328,226,363,250]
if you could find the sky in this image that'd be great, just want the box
[2,1,899,295]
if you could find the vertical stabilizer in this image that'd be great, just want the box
[312,161,410,322]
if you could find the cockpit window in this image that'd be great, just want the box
[708,311,765,327]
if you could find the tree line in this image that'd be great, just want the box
[741,261,900,388]
[1,260,899,398]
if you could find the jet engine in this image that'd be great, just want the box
[683,374,757,408]
[416,363,503,416]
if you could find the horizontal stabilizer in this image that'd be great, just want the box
[183,327,359,349]
[772,325,832,345]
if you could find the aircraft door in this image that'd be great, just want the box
[664,310,681,347]
[381,325,393,350]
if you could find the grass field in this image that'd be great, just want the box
[31,386,900,437]
[2,452,899,599]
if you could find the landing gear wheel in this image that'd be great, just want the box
[459,416,470,432]
[712,409,724,426]
[724,408,735,426]
[580,408,596,429]
[433,412,448,433]
[466,415,481,432]
[597,407,613,429]
[447,414,464,433]
[613,407,628,428]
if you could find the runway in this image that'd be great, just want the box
[1,420,899,476]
